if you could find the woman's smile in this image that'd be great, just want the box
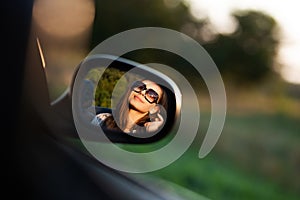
[134,94,144,103]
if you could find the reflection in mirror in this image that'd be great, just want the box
[73,55,181,143]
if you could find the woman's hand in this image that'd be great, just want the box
[91,113,111,126]
[144,112,164,133]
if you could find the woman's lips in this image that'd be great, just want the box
[134,95,144,103]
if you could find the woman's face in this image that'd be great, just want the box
[128,80,163,113]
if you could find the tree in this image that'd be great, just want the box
[90,2,281,86]
[204,10,280,85]
[90,0,196,49]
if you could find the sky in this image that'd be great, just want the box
[184,0,300,84]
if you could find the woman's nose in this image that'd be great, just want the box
[140,90,146,96]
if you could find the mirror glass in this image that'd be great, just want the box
[72,54,181,144]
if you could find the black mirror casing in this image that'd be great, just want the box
[66,54,182,144]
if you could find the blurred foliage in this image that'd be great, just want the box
[122,111,300,199]
[91,0,197,46]
[204,10,280,85]
[85,67,126,107]
[90,0,281,87]
[85,2,300,199]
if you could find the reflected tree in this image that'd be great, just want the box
[86,68,126,107]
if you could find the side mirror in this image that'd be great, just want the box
[71,54,181,144]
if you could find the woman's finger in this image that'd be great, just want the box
[156,113,164,122]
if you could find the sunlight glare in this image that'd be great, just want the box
[185,0,300,84]
[32,0,95,38]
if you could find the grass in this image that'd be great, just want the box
[68,83,300,199]
[119,111,300,199]
[146,149,299,200]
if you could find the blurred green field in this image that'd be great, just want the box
[121,110,300,199]
[69,72,300,199]
[67,79,300,199]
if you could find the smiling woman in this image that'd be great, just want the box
[71,54,180,143]
[91,79,168,136]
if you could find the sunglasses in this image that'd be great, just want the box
[131,81,159,104]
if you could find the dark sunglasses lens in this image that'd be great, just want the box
[145,89,159,103]
[132,81,146,92]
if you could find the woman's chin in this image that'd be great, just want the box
[129,103,149,114]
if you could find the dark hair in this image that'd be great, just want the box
[104,80,168,133]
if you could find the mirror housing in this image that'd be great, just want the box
[71,54,182,144]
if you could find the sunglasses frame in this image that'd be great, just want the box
[132,81,159,104]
